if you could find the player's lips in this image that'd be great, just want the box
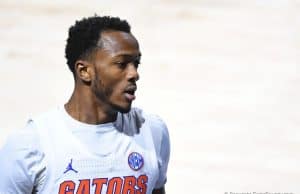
[124,85,137,101]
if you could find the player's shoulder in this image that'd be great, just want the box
[2,120,40,152]
[1,107,62,158]
[31,106,61,123]
[0,119,47,193]
[138,108,167,128]
[0,120,44,172]
[133,107,169,140]
[135,108,170,171]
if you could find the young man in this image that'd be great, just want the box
[0,16,170,194]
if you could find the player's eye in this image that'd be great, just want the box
[115,61,127,69]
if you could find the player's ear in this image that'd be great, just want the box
[74,60,93,83]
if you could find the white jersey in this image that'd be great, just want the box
[0,107,170,194]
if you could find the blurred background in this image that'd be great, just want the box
[0,0,299,193]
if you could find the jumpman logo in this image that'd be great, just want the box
[63,159,78,174]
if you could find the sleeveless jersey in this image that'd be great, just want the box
[0,107,170,194]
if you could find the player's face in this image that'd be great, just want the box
[91,31,141,113]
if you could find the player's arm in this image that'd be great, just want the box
[152,187,166,194]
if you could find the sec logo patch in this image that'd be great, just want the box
[128,152,144,171]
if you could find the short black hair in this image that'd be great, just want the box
[65,15,131,73]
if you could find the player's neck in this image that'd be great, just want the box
[65,87,117,125]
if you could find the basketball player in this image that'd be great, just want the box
[0,16,170,194]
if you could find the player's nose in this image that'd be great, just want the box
[127,64,139,82]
